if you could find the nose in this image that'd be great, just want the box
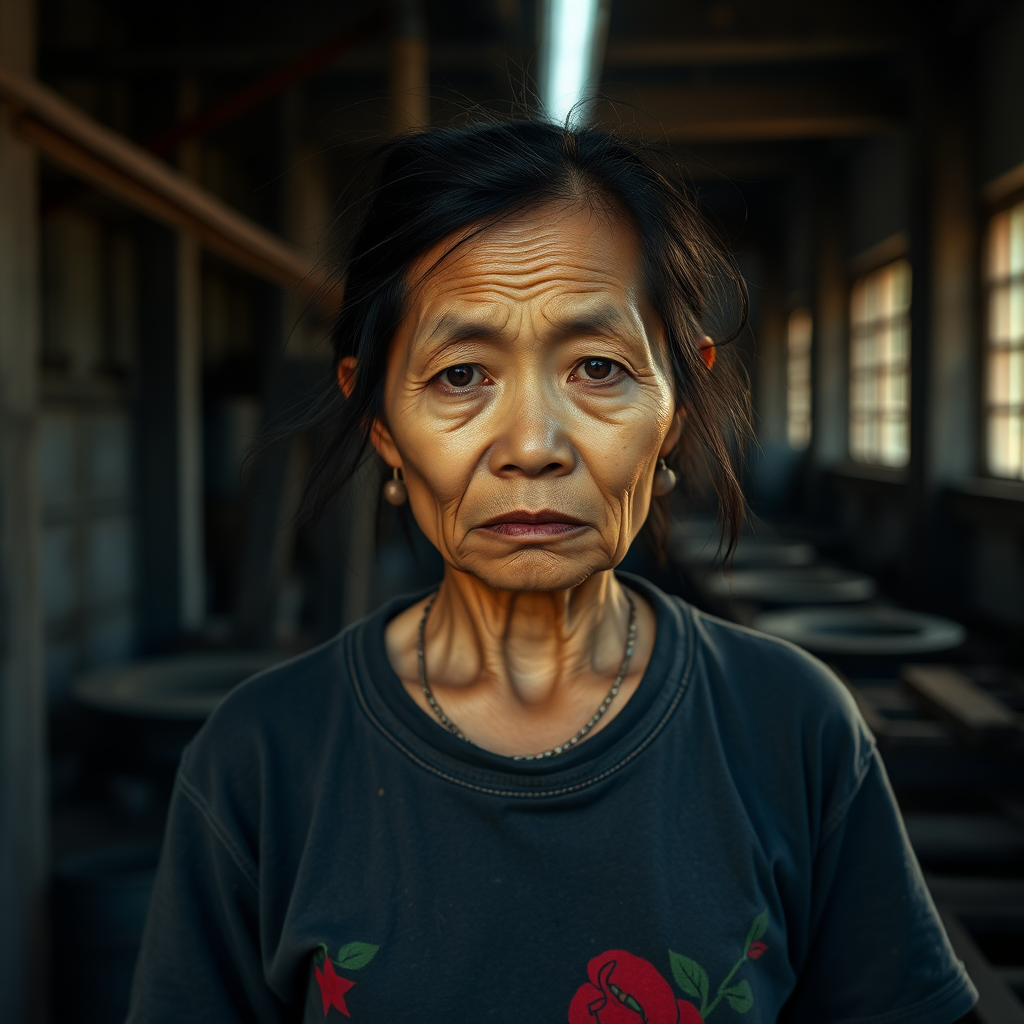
[487,378,575,479]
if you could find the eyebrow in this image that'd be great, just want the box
[552,304,636,341]
[425,312,504,344]
[424,303,638,347]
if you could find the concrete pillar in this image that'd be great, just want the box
[134,78,207,649]
[177,229,204,629]
[905,43,979,602]
[135,219,184,651]
[754,236,788,449]
[923,89,978,488]
[0,1,48,1019]
[906,51,935,520]
[745,226,796,515]
[232,276,292,645]
[177,79,205,630]
[811,162,849,470]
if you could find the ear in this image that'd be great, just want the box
[699,335,716,371]
[337,356,358,398]
[660,404,687,457]
[369,416,402,470]
[346,358,402,471]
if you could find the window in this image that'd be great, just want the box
[786,308,813,449]
[848,259,912,467]
[984,199,1024,479]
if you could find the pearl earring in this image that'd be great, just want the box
[382,466,408,506]
[652,457,677,496]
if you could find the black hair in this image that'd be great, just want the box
[301,117,750,555]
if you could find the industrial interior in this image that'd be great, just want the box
[0,0,1022,1020]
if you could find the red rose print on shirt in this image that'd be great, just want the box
[568,949,699,1023]
[312,940,379,1018]
[567,911,768,1022]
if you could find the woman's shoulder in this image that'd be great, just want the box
[217,628,353,719]
[627,573,866,731]
[630,571,850,701]
[667,593,875,778]
[688,602,855,706]
[664,594,879,841]
[179,629,360,797]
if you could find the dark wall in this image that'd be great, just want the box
[846,134,910,258]
[980,0,1024,183]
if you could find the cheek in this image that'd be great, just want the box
[389,407,484,537]
[576,395,673,498]
[406,441,474,505]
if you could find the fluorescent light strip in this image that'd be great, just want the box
[541,0,606,125]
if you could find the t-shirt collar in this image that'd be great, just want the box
[347,572,695,797]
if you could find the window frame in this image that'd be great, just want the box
[846,256,914,470]
[785,306,814,452]
[980,187,1024,481]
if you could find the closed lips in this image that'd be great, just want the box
[479,511,588,537]
[482,511,586,526]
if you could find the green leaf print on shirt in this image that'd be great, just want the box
[668,910,769,1019]
[723,981,753,1013]
[334,941,380,971]
[669,952,709,1006]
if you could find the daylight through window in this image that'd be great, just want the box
[786,308,813,449]
[985,200,1024,479]
[848,259,912,467]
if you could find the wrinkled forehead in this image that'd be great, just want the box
[398,201,652,335]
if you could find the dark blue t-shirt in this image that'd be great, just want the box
[127,575,976,1024]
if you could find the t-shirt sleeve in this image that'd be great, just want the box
[782,748,977,1024]
[126,765,284,1024]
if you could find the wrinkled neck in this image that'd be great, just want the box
[424,568,633,705]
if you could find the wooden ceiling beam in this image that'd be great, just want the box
[604,36,898,68]
[598,82,903,142]
[0,65,342,308]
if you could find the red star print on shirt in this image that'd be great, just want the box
[314,956,355,1017]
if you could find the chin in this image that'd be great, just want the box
[459,550,610,592]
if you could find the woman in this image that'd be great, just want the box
[128,121,976,1024]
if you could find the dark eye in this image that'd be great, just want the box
[581,358,615,380]
[444,365,475,387]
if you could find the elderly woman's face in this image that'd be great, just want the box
[373,203,683,592]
